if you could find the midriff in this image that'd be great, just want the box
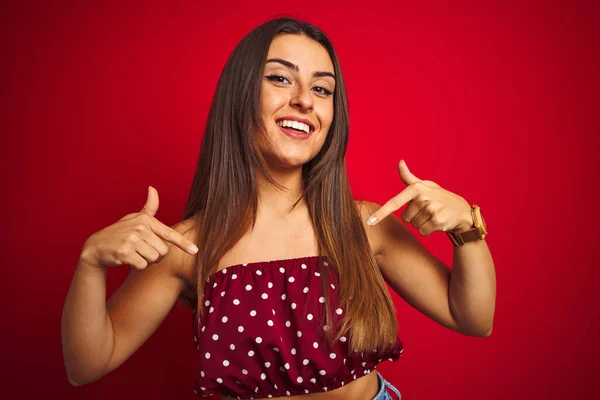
[221,370,379,400]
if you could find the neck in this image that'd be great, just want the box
[255,166,306,220]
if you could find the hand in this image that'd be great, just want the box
[366,160,473,235]
[81,186,199,270]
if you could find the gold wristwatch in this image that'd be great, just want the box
[446,205,488,247]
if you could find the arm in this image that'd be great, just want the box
[61,219,197,385]
[358,200,495,337]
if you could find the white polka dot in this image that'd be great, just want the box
[307,314,313,320]
[223,360,229,366]
[319,370,326,376]
[297,377,303,383]
[230,344,235,350]
[212,334,219,340]
[238,326,244,333]
[268,282,273,288]
[248,350,255,356]
[250,310,257,316]
[291,348,296,355]
[285,321,291,327]
[281,294,287,300]
[362,361,367,367]
[284,363,290,369]
[256,270,262,275]
[221,291,226,297]
[265,362,271,368]
[303,287,309,293]
[205,300,210,306]
[288,277,295,283]
[216,377,223,383]
[261,373,266,380]
[324,261,328,266]
[297,331,302,337]
[222,316,228,323]
[272,309,276,315]
[201,326,205,332]
[222,268,227,274]
[209,306,214,313]
[273,347,279,352]
[315,272,321,276]
[330,353,336,359]
[340,336,347,342]
[201,371,205,377]
[205,352,211,359]
[331,284,336,289]
[267,320,274,326]
[319,297,325,303]
[261,293,268,299]
[256,337,262,344]
[303,359,309,365]
[291,303,297,309]
[310,378,316,383]
[336,308,343,315]
[301,263,307,269]
[286,391,291,396]
[232,274,237,279]
[313,342,319,348]
[279,267,285,273]
[233,299,240,305]
[245,284,252,291]
[242,369,248,375]
[213,282,217,288]
[323,325,330,331]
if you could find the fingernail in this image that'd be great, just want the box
[367,217,377,226]
[188,244,199,253]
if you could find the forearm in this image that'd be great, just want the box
[61,249,114,385]
[448,238,496,337]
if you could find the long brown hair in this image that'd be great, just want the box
[178,17,399,357]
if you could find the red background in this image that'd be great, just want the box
[3,0,599,399]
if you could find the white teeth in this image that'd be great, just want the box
[277,120,311,134]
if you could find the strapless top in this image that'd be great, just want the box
[191,255,403,399]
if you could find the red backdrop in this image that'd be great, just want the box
[3,0,599,399]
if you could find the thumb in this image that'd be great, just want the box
[398,159,421,186]
[140,185,159,216]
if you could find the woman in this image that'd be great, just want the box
[61,17,496,400]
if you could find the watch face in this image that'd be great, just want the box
[473,206,487,236]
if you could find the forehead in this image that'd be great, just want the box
[266,34,334,73]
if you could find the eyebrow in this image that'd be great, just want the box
[265,58,336,81]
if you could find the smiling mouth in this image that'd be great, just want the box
[275,119,315,134]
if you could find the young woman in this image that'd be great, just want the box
[62,17,496,400]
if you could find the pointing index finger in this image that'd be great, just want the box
[366,185,417,226]
[150,218,199,254]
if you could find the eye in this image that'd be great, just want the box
[265,74,290,84]
[312,86,333,96]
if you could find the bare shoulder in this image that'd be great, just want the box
[353,200,383,256]
[169,216,201,284]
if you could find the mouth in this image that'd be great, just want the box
[275,118,315,135]
[277,123,314,140]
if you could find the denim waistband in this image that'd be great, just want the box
[373,371,402,400]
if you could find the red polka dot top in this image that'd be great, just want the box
[192,255,403,399]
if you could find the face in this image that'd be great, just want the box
[257,34,335,170]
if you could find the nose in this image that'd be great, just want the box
[290,83,313,112]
